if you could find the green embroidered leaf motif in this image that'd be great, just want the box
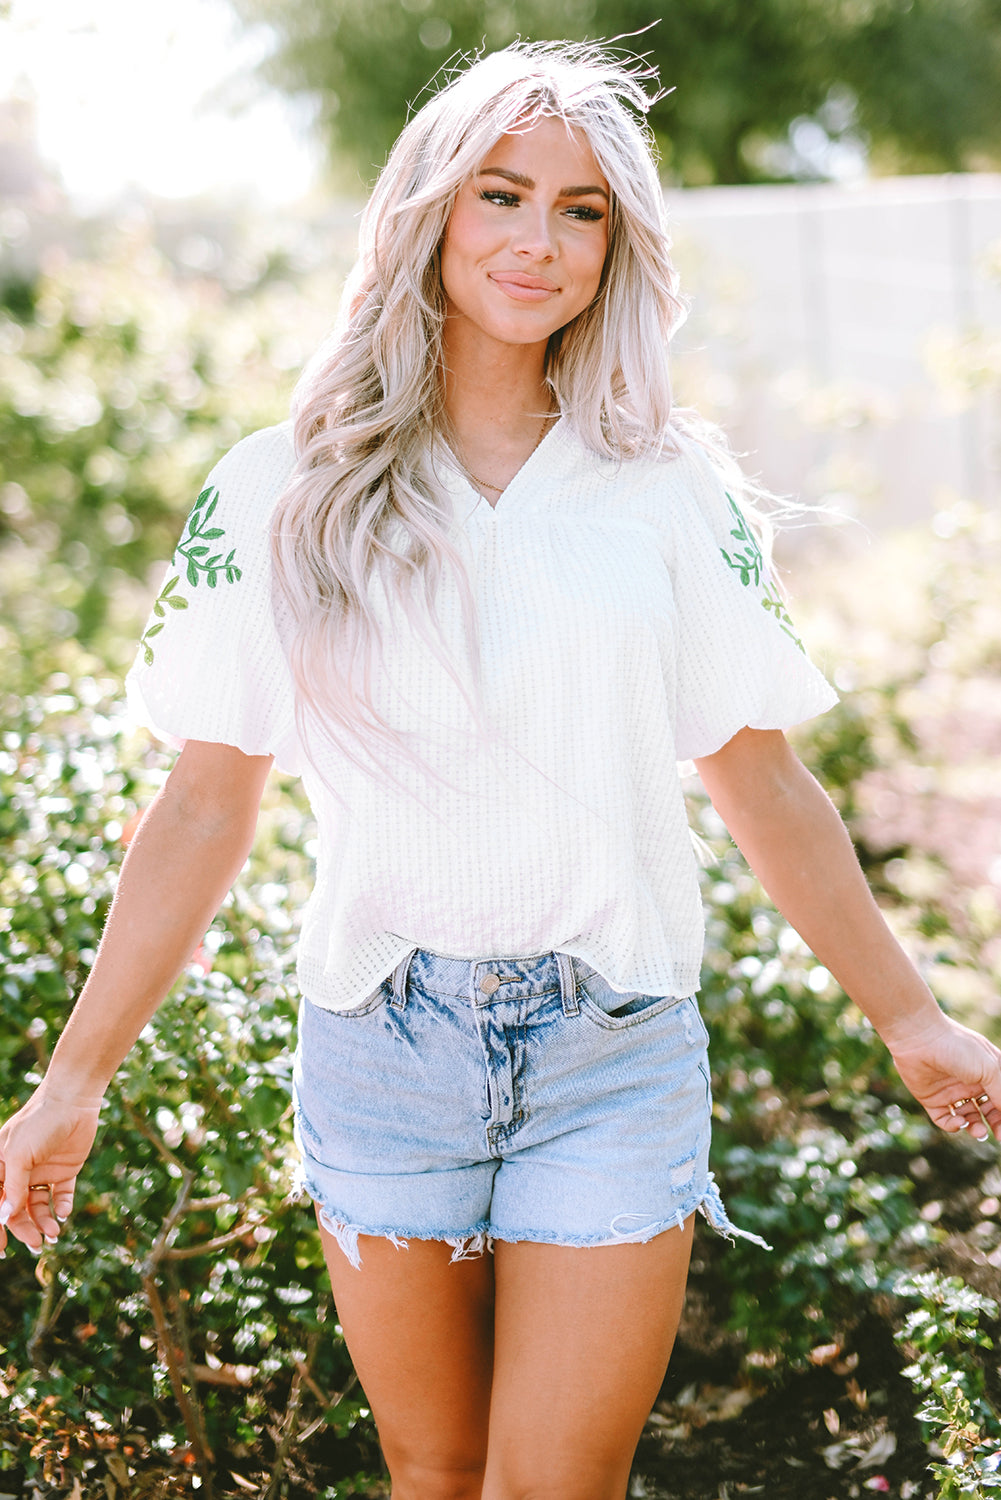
[140,485,245,663]
[173,487,244,591]
[719,492,805,654]
[140,574,183,662]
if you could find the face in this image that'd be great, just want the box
[439,116,610,353]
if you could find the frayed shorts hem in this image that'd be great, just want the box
[304,1172,771,1270]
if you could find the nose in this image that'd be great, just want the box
[511,204,557,261]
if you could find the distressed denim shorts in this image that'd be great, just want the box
[292,950,767,1268]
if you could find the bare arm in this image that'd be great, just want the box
[0,740,273,1250]
[694,727,1001,1138]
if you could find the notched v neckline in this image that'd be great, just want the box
[452,416,565,515]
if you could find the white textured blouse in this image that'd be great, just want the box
[126,418,837,1011]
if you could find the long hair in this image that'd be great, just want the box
[271,40,737,769]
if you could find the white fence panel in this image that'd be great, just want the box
[669,174,1001,527]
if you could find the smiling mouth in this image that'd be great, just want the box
[489,272,558,301]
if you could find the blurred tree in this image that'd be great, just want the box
[227,0,1001,185]
[0,219,348,678]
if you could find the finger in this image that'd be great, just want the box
[0,1166,42,1252]
[943,1094,995,1142]
[26,1183,62,1245]
[969,1096,996,1142]
[52,1187,74,1225]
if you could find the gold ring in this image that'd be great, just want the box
[27,1183,54,1192]
[948,1094,991,1115]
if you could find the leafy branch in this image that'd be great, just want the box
[176,485,242,590]
[138,486,243,665]
[139,573,188,665]
[895,1271,1001,1498]
[720,492,805,653]
[720,494,765,589]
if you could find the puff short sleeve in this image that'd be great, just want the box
[125,424,301,775]
[669,438,838,761]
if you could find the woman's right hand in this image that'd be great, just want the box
[0,1088,103,1252]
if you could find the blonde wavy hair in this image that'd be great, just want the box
[272,39,749,769]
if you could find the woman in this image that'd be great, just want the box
[1,41,999,1500]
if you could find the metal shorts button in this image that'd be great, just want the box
[479,974,501,996]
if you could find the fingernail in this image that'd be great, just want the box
[974,1130,990,1142]
[28,1244,42,1257]
[55,1214,68,1225]
[44,1234,59,1246]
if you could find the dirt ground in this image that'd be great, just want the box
[632,1299,933,1500]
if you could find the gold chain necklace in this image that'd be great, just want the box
[461,413,556,495]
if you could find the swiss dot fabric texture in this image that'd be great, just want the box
[126,418,837,1011]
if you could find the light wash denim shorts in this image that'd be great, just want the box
[292,950,767,1268]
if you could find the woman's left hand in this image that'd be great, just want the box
[886,1014,1001,1141]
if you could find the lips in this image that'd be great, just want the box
[488,271,558,301]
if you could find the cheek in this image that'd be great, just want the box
[440,210,486,299]
[573,236,608,302]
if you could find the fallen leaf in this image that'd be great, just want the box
[229,1474,258,1492]
[846,1377,869,1410]
[105,1454,129,1485]
[809,1342,842,1367]
[824,1408,840,1435]
[856,1431,897,1470]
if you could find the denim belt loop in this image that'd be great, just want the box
[555,951,580,1017]
[388,949,417,1011]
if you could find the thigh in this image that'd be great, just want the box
[319,1218,495,1491]
[483,1219,695,1500]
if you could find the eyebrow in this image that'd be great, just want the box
[476,166,609,200]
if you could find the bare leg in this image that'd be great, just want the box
[318,1216,495,1499]
[483,1217,695,1500]
[319,1213,693,1500]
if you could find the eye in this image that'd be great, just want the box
[479,189,520,207]
[565,204,604,223]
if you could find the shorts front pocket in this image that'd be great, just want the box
[317,983,390,1019]
[575,983,684,1031]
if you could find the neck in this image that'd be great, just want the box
[441,318,551,441]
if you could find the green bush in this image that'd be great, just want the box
[895,1272,1001,1498]
[0,684,384,1496]
[0,222,347,684]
